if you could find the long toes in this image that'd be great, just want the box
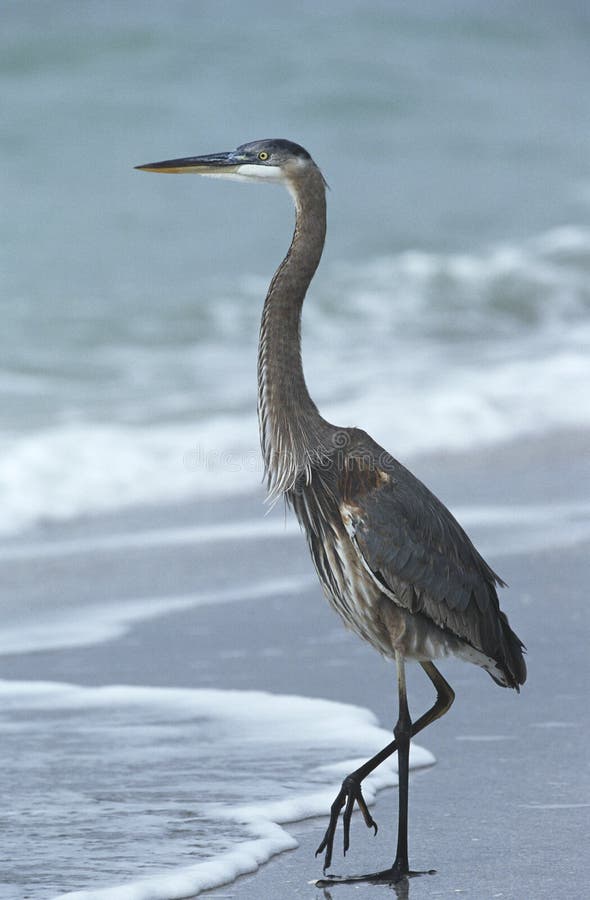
[356,792,378,834]
[315,832,330,858]
[316,825,335,871]
[342,791,357,856]
[318,779,374,871]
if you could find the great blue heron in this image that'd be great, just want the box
[136,139,526,885]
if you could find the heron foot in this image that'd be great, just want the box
[315,774,378,872]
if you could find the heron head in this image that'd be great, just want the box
[135,138,315,185]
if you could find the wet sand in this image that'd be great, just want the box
[1,433,589,899]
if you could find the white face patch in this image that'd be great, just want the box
[234,164,284,182]
[196,164,284,184]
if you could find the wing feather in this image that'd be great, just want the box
[338,434,525,687]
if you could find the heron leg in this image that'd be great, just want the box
[390,651,414,876]
[420,660,455,723]
[316,660,454,875]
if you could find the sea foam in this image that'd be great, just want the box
[0,680,434,899]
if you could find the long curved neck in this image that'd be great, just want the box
[257,165,328,497]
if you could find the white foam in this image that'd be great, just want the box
[0,680,434,899]
[0,417,262,537]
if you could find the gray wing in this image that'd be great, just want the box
[339,443,525,688]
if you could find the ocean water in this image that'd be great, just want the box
[0,679,434,900]
[2,1,590,534]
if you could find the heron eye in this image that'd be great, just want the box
[258,151,269,161]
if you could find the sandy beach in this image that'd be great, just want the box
[1,432,588,899]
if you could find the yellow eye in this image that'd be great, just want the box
[258,151,269,161]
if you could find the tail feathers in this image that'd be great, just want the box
[492,612,527,691]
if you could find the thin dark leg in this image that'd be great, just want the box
[391,651,411,877]
[316,661,454,879]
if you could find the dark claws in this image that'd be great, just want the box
[316,775,378,872]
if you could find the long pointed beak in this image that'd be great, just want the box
[135,151,239,175]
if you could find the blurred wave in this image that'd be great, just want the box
[1,225,589,535]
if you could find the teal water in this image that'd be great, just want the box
[1,1,590,532]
